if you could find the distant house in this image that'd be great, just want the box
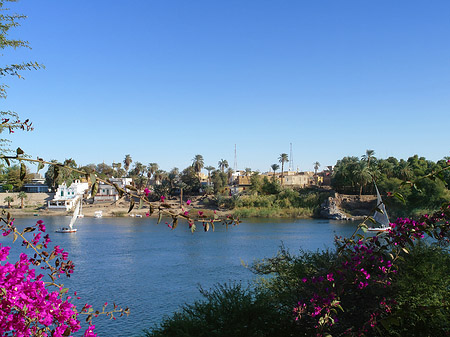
[23,173,50,193]
[94,177,132,203]
[47,180,89,211]
[283,172,314,188]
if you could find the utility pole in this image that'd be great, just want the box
[289,143,294,171]
[234,144,237,172]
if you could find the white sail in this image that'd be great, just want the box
[373,184,389,227]
[68,199,80,229]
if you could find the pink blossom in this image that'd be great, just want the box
[186,199,191,205]
[144,188,150,197]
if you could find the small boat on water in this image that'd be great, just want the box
[367,183,391,232]
[94,210,103,218]
[56,200,80,233]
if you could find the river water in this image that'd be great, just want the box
[2,216,359,336]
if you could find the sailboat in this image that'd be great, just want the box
[77,199,84,218]
[56,199,80,233]
[367,183,391,232]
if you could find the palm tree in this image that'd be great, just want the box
[226,167,234,184]
[192,154,204,176]
[244,168,252,177]
[278,153,289,185]
[112,162,122,177]
[271,164,280,181]
[362,150,376,168]
[123,154,132,175]
[4,196,14,209]
[397,160,413,181]
[353,162,372,196]
[18,191,27,209]
[204,166,215,185]
[313,161,321,175]
[147,163,159,180]
[132,162,145,177]
[153,169,166,185]
[168,168,180,189]
[218,159,229,173]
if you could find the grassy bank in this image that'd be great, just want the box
[233,206,315,218]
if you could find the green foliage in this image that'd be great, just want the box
[4,164,30,190]
[144,283,296,337]
[44,159,79,190]
[3,194,13,208]
[332,153,450,215]
[211,170,227,194]
[234,188,331,218]
[1,183,12,192]
[261,177,281,195]
[144,243,450,337]
[214,195,238,209]
[180,166,201,195]
[380,244,450,336]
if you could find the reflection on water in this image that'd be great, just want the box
[1,216,358,337]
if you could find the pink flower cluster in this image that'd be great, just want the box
[0,219,98,336]
[294,203,450,334]
[0,244,84,336]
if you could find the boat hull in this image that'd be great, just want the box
[367,227,390,232]
[55,228,77,233]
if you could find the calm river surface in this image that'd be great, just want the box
[2,216,359,336]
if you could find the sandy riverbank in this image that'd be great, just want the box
[3,197,231,219]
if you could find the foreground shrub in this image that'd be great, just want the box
[145,203,450,337]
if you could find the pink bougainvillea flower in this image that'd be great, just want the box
[145,212,150,217]
[184,211,189,217]
[186,199,191,206]
[198,211,204,217]
[160,196,166,202]
[144,188,150,197]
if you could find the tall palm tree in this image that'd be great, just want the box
[113,162,122,177]
[218,159,229,173]
[362,150,376,168]
[244,168,252,177]
[278,153,289,185]
[133,162,145,177]
[147,163,159,179]
[204,166,215,185]
[192,154,204,176]
[168,168,180,189]
[271,164,280,181]
[153,169,166,185]
[226,168,234,185]
[313,161,321,175]
[18,191,27,209]
[353,162,372,196]
[123,154,132,175]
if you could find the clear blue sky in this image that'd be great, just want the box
[3,0,450,173]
